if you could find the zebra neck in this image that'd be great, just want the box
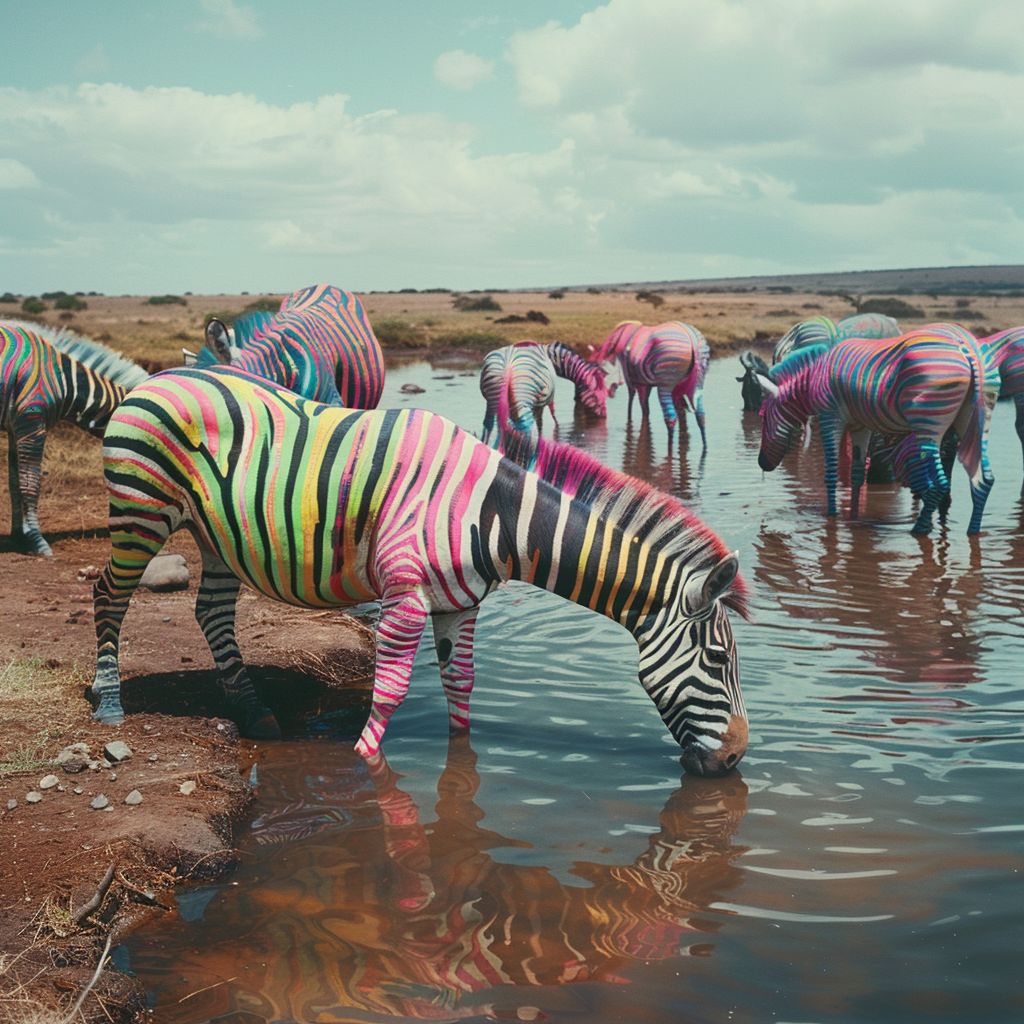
[59,355,128,437]
[544,345,586,387]
[488,464,669,634]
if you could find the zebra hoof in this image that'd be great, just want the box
[91,696,126,727]
[237,707,282,741]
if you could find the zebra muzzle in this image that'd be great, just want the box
[680,715,748,777]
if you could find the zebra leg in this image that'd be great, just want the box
[6,432,25,543]
[356,589,430,758]
[657,386,677,445]
[481,407,495,446]
[92,514,172,724]
[848,426,872,520]
[626,384,636,421]
[10,418,51,556]
[909,441,949,535]
[547,399,559,429]
[431,607,480,731]
[1015,395,1024,497]
[693,386,707,449]
[938,430,958,520]
[818,415,843,517]
[194,546,281,740]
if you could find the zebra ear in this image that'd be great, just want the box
[204,318,234,364]
[683,552,741,616]
[756,374,780,398]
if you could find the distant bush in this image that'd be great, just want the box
[370,317,429,349]
[548,290,565,299]
[41,291,67,300]
[0,292,17,303]
[242,296,282,315]
[54,294,88,311]
[452,294,502,312]
[636,290,665,309]
[145,294,188,306]
[21,297,46,314]
[858,297,924,318]
[586,287,602,294]
[767,308,800,317]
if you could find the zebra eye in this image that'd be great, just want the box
[706,643,730,664]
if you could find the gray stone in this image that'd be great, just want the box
[73,787,83,795]
[6,798,17,810]
[179,780,197,795]
[62,756,88,774]
[103,741,132,763]
[124,790,143,805]
[148,754,158,762]
[38,774,59,790]
[90,794,109,810]
[26,792,42,804]
[139,554,190,592]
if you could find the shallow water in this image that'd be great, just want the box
[125,355,1024,1023]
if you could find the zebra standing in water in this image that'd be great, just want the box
[91,366,749,775]
[1,321,147,556]
[757,324,993,534]
[479,341,609,459]
[199,283,385,408]
[590,321,710,447]
[981,327,1024,494]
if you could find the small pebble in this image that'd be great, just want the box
[73,787,83,795]
[109,772,117,781]
[90,794,109,810]
[148,754,158,762]
[6,798,17,810]
[124,790,143,805]
[179,781,197,796]
[99,759,112,769]
[162,616,171,623]
[38,775,59,790]
[104,741,133,763]
[26,792,43,804]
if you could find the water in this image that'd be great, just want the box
[125,356,1024,1023]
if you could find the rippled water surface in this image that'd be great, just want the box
[126,356,1024,1023]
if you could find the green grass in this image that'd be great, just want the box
[0,732,53,777]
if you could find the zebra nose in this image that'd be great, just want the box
[757,451,775,472]
[681,716,748,777]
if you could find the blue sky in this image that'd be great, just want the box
[2,0,1022,294]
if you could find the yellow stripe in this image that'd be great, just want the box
[569,513,600,604]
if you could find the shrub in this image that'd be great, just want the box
[242,296,283,315]
[54,294,88,311]
[452,294,502,312]
[858,297,924,318]
[145,294,188,306]
[586,287,602,294]
[41,290,68,300]
[635,290,665,308]
[0,292,17,303]
[548,290,565,299]
[434,330,506,349]
[21,297,46,314]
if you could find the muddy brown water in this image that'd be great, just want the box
[123,356,1024,1023]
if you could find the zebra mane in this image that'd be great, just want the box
[590,321,640,364]
[769,342,828,386]
[2,319,148,388]
[530,437,748,616]
[544,341,600,386]
[233,310,277,346]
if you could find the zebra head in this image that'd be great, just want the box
[756,374,803,471]
[204,318,240,364]
[577,364,610,418]
[634,552,747,777]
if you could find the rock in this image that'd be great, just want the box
[77,565,100,581]
[6,798,17,810]
[38,774,59,790]
[62,756,88,774]
[109,772,117,781]
[73,787,83,795]
[179,781,197,796]
[139,554,190,592]
[124,790,143,805]
[148,754,158,762]
[99,759,112,769]
[400,382,426,394]
[90,794,109,810]
[26,792,42,804]
[104,741,132,763]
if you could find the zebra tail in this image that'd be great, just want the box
[956,341,987,479]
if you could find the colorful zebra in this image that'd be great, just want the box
[591,321,710,447]
[1,320,147,556]
[479,341,608,458]
[91,366,749,775]
[200,284,385,408]
[756,324,993,534]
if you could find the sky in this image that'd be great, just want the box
[1,0,1023,294]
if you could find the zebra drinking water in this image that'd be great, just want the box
[90,366,749,775]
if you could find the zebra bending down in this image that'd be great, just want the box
[1,321,147,555]
[981,327,1024,494]
[479,341,609,459]
[200,284,385,408]
[591,321,710,447]
[91,367,749,776]
[757,324,993,534]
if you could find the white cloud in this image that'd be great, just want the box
[434,50,495,91]
[194,0,262,41]
[0,158,40,189]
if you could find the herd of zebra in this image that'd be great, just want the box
[2,284,1022,778]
